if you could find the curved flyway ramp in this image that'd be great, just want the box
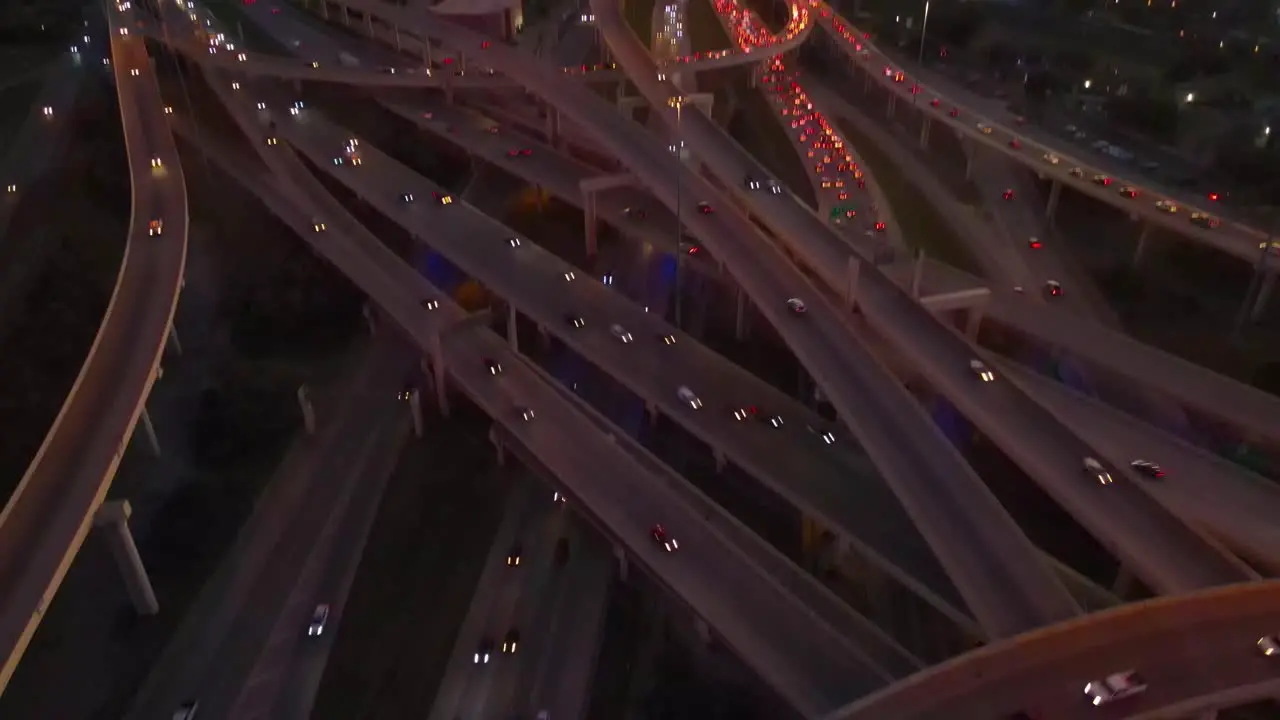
[308,0,1082,639]
[824,579,1280,720]
[585,0,1256,597]
[0,6,189,694]
[190,59,910,715]
[812,3,1270,262]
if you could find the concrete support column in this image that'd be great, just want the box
[734,287,748,341]
[429,333,450,417]
[362,301,377,335]
[94,500,159,615]
[645,400,659,428]
[712,448,726,474]
[965,302,985,340]
[296,385,316,435]
[488,425,506,466]
[1132,223,1152,266]
[341,3,349,25]
[910,250,926,299]
[139,407,161,457]
[862,70,870,93]
[536,323,550,349]
[320,0,328,20]
[545,105,561,148]
[694,617,711,645]
[1251,270,1276,322]
[507,304,519,351]
[886,93,896,120]
[393,25,401,52]
[614,544,629,582]
[421,35,431,65]
[962,142,973,181]
[918,117,930,149]
[1045,179,1062,222]
[1112,565,1135,598]
[584,190,598,256]
[408,389,424,438]
[844,256,861,311]
[167,326,182,356]
[365,13,374,37]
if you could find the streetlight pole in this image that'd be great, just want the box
[916,0,930,67]
[668,95,685,329]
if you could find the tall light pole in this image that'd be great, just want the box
[916,0,931,67]
[668,94,685,329]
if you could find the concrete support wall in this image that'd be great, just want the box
[93,500,159,615]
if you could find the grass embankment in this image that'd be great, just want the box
[836,118,979,273]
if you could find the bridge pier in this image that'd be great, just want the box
[583,189,598,257]
[407,388,424,438]
[964,302,985,340]
[489,425,506,466]
[961,139,973,181]
[340,3,349,26]
[712,448,726,474]
[1252,270,1277,322]
[910,249,926,299]
[296,385,316,435]
[94,500,159,616]
[734,287,748,340]
[544,105,561,149]
[885,93,896,120]
[138,407,161,457]
[393,25,401,52]
[694,616,711,646]
[429,333,450,417]
[645,400,659,428]
[362,301,378,335]
[167,326,182,357]
[507,304,519,351]
[1045,179,1062,223]
[1112,565,1136,598]
[1132,223,1153,266]
[918,117,930,149]
[365,13,374,37]
[613,543,628,582]
[844,255,861,311]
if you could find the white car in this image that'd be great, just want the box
[610,324,633,343]
[1083,670,1147,706]
[312,220,326,232]
[676,386,703,409]
[1257,635,1280,656]
[518,407,536,422]
[307,604,330,636]
[1041,152,1060,165]
[1155,199,1178,213]
[969,359,995,382]
[1084,457,1113,485]
[976,123,993,135]
[786,297,806,314]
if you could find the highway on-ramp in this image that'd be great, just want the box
[0,2,189,694]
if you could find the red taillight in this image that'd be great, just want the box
[1208,192,1220,201]
[874,222,886,231]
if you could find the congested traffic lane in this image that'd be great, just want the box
[824,580,1280,720]
[313,0,1088,638]
[812,2,1267,263]
[190,54,889,714]
[0,5,189,694]
[590,0,1256,604]
[228,67,975,623]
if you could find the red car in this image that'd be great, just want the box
[1001,189,1015,201]
[1008,139,1021,149]
[651,524,679,552]
[929,98,940,107]
[696,202,713,215]
[505,148,533,158]
[949,108,960,118]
